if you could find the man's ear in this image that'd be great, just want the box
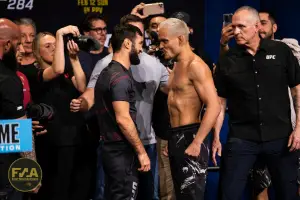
[178,35,186,46]
[273,23,278,34]
[123,38,132,50]
[4,40,11,53]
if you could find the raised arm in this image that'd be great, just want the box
[67,40,86,93]
[185,61,221,157]
[42,26,80,82]
[220,24,233,56]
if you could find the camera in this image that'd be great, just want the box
[26,103,55,132]
[148,31,174,69]
[64,34,101,52]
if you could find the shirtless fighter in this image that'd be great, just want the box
[158,18,220,199]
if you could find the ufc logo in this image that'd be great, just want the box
[266,55,276,60]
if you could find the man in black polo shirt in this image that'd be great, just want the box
[0,18,38,200]
[214,6,300,200]
[94,24,150,200]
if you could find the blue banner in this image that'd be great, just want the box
[0,119,32,153]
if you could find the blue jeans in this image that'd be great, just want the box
[93,141,105,200]
[220,137,299,200]
[137,144,159,200]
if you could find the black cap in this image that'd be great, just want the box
[171,11,191,26]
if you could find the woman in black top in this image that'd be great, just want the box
[31,26,92,200]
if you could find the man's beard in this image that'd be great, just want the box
[260,29,273,40]
[2,47,18,71]
[129,44,140,65]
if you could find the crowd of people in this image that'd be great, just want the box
[0,2,300,200]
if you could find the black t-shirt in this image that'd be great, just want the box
[94,60,137,144]
[37,66,87,146]
[78,47,109,81]
[0,61,25,188]
[18,62,41,103]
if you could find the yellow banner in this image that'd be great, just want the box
[78,0,108,14]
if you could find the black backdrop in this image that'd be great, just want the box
[0,0,205,49]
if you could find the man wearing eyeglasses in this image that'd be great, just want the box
[79,13,109,80]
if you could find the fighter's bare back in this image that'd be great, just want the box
[167,54,207,128]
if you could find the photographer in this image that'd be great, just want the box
[31,25,90,200]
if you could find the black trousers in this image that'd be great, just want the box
[102,143,139,200]
[168,123,209,200]
[29,143,93,200]
[220,137,299,200]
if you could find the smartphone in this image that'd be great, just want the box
[143,2,165,16]
[223,13,233,25]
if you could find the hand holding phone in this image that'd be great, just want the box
[143,2,164,16]
[223,13,233,26]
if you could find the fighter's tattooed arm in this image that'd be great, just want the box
[291,85,300,129]
[289,85,300,151]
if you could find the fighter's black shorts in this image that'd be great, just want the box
[102,142,139,200]
[168,123,209,200]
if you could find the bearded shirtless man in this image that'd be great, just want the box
[158,18,220,200]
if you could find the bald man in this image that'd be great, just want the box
[0,18,38,199]
[214,6,300,200]
[158,18,220,200]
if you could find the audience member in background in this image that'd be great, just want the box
[16,42,31,109]
[0,18,39,200]
[32,25,90,200]
[15,18,41,103]
[70,12,169,200]
[214,6,300,200]
[79,13,109,80]
[15,18,36,65]
[145,14,176,200]
[146,14,167,54]
[218,10,299,200]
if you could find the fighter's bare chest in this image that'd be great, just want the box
[168,68,191,92]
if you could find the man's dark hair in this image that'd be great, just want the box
[80,12,106,33]
[259,10,277,25]
[120,14,143,26]
[111,24,143,52]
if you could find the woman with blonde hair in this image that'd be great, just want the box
[31,26,92,200]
